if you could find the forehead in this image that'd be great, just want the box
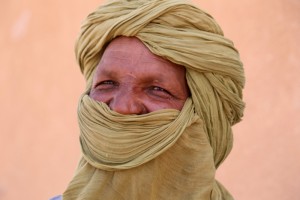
[95,36,186,81]
[102,36,170,64]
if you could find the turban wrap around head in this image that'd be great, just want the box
[63,0,245,199]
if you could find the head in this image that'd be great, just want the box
[89,36,190,115]
[76,0,245,167]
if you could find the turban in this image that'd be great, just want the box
[63,0,245,199]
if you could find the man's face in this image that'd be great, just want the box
[90,36,189,115]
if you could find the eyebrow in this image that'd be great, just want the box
[96,67,117,77]
[97,62,169,86]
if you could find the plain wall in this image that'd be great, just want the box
[0,0,299,199]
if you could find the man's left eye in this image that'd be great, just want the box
[150,86,172,97]
[152,86,166,92]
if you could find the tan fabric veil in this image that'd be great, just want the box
[63,0,245,199]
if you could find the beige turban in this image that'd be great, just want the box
[63,0,245,199]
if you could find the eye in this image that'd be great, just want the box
[150,86,172,98]
[95,80,118,90]
[152,86,167,92]
[101,80,115,85]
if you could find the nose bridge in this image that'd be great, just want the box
[109,88,144,115]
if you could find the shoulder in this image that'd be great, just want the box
[49,195,62,200]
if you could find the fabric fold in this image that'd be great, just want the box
[79,95,198,170]
[63,0,245,199]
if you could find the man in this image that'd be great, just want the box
[57,0,245,199]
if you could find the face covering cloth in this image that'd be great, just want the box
[63,0,245,199]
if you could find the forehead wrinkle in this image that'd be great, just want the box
[103,50,133,61]
[101,43,179,74]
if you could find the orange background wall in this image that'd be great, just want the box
[1,0,299,200]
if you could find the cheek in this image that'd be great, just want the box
[89,91,110,104]
[167,100,186,111]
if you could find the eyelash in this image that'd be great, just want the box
[151,86,167,92]
[150,86,172,96]
[94,80,117,89]
[101,80,115,85]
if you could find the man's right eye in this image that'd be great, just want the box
[101,80,115,85]
[95,80,117,90]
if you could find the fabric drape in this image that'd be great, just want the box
[63,0,245,199]
[79,94,197,170]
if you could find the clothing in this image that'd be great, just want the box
[63,0,245,199]
[50,195,62,200]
